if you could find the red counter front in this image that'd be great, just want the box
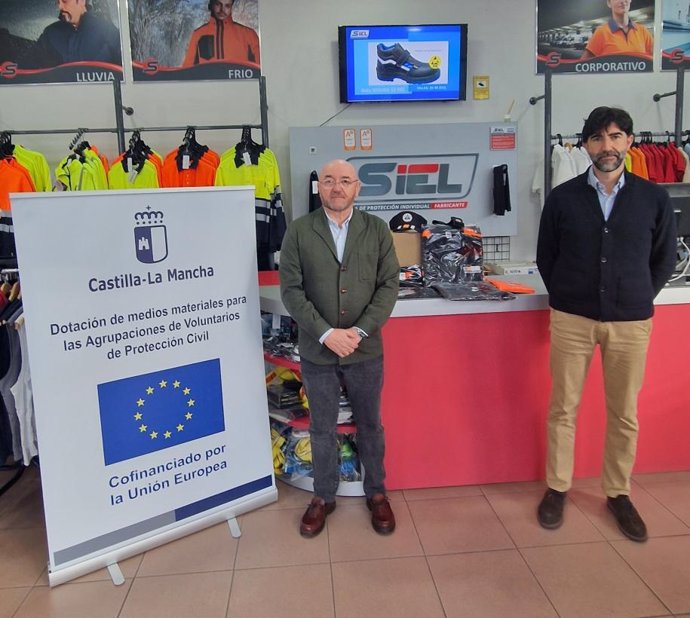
[260,282,690,490]
[381,303,690,489]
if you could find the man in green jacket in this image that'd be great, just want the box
[280,159,400,537]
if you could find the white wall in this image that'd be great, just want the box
[1,0,685,259]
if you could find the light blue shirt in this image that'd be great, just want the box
[325,209,352,262]
[588,166,625,221]
[319,209,354,344]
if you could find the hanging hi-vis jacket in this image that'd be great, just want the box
[215,146,286,254]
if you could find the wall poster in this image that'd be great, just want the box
[0,0,123,85]
[661,0,690,69]
[128,0,261,81]
[537,0,654,74]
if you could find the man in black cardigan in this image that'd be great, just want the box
[536,106,677,542]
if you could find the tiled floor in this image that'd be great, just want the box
[1,466,690,617]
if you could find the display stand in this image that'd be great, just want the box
[264,352,365,497]
[13,187,276,586]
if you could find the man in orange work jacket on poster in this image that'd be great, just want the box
[182,0,260,68]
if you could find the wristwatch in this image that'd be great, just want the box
[353,327,368,339]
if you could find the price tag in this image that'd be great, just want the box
[182,154,190,170]
[242,151,252,166]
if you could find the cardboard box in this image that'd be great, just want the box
[487,261,539,275]
[391,231,421,267]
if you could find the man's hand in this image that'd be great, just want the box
[324,328,361,358]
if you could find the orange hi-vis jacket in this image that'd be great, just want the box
[0,158,35,211]
[182,16,260,67]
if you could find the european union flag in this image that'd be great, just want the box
[98,359,225,465]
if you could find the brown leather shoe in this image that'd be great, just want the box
[607,495,648,542]
[366,493,396,535]
[299,497,336,538]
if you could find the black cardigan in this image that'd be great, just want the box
[537,170,677,321]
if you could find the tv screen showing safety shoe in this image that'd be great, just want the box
[338,24,468,103]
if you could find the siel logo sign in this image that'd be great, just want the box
[350,155,478,204]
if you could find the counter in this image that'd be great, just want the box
[260,278,690,489]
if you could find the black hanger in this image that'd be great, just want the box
[68,128,87,152]
[177,127,208,171]
[557,133,563,146]
[124,130,151,171]
[0,131,13,158]
[575,133,583,148]
[235,126,264,166]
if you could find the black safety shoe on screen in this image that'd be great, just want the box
[376,43,440,84]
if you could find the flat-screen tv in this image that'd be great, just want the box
[338,24,468,103]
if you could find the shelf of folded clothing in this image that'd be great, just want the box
[263,351,300,372]
[276,474,365,497]
[284,415,357,435]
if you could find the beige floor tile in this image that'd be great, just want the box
[487,490,604,547]
[138,521,238,576]
[0,468,44,530]
[36,554,144,585]
[611,536,690,614]
[0,587,30,618]
[332,557,444,617]
[403,485,483,501]
[642,481,690,527]
[480,479,546,494]
[569,486,690,540]
[234,507,329,569]
[14,580,131,618]
[0,528,48,588]
[328,499,423,562]
[408,496,514,555]
[227,564,333,617]
[521,542,668,618]
[428,550,558,618]
[119,572,231,618]
[260,479,314,510]
[633,470,690,488]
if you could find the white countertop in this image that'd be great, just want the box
[260,274,690,319]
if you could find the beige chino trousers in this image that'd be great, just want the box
[546,309,652,496]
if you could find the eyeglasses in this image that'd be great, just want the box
[319,178,359,189]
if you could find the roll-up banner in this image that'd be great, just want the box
[11,187,276,586]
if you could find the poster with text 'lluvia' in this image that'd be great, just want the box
[11,187,275,585]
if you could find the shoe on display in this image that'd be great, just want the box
[366,493,396,535]
[299,496,336,538]
[607,495,648,542]
[537,488,566,529]
[375,43,440,84]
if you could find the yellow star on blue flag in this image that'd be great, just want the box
[98,359,225,465]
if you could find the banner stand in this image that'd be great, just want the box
[13,187,277,586]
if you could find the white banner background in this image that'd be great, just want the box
[11,187,276,585]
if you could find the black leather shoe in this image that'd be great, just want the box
[300,497,336,538]
[375,43,440,84]
[607,495,648,542]
[366,493,396,535]
[537,488,566,529]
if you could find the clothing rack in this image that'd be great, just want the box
[551,131,690,142]
[0,76,272,495]
[529,65,688,197]
[1,76,270,154]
